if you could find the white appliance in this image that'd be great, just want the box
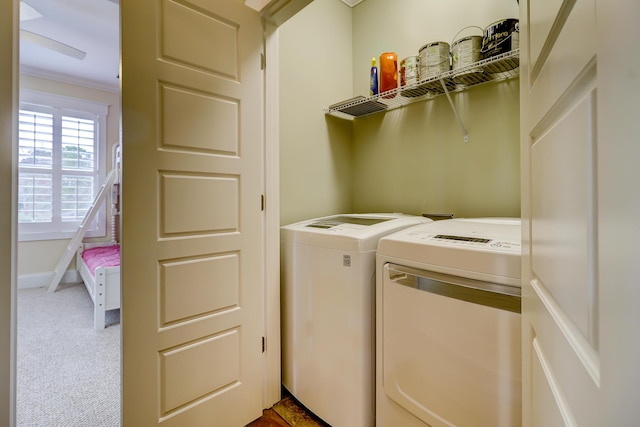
[281,213,431,427]
[376,218,522,427]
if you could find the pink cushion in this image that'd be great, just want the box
[82,245,120,277]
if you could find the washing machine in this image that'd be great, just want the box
[375,218,522,427]
[281,213,431,427]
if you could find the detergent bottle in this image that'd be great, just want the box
[379,52,398,98]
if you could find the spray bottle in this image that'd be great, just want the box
[370,57,379,96]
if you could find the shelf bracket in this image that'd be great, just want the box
[440,78,469,143]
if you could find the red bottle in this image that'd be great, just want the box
[379,52,398,98]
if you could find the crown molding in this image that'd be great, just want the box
[19,65,120,93]
[339,0,366,7]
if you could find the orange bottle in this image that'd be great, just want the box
[379,52,398,98]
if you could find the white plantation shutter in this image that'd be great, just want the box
[61,116,96,222]
[61,175,94,221]
[18,109,54,223]
[18,91,108,241]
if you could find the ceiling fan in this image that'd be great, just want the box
[19,0,86,60]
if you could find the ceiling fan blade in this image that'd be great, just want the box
[20,29,87,60]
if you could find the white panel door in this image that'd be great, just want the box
[120,0,264,425]
[520,0,600,425]
[521,0,640,425]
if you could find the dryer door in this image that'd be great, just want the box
[381,263,522,427]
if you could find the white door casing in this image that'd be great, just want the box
[121,0,264,425]
[595,1,640,424]
[1,1,18,426]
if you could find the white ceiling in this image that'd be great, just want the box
[18,0,366,92]
[19,0,120,92]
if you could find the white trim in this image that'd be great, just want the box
[339,0,366,7]
[264,20,282,408]
[4,1,19,425]
[18,229,103,242]
[244,0,272,12]
[260,0,313,26]
[17,270,79,289]
[531,279,601,386]
[19,89,109,116]
[259,0,313,409]
[17,90,109,241]
[532,338,579,426]
[20,65,120,94]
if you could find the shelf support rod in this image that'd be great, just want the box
[440,78,469,143]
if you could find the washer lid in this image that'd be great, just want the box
[305,215,393,229]
[281,213,432,252]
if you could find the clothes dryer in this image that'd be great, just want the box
[281,213,431,427]
[376,218,522,427]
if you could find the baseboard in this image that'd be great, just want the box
[18,270,80,289]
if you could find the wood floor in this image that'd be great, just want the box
[246,394,330,427]
[246,408,292,427]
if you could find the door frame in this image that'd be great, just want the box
[1,0,18,425]
[261,0,313,406]
[263,19,281,408]
[2,1,316,425]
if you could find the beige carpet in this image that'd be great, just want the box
[272,396,330,427]
[17,283,120,427]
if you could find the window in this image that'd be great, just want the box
[18,90,108,241]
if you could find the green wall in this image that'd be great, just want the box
[352,80,520,217]
[279,0,355,226]
[280,0,520,224]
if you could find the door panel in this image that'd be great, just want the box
[160,253,240,325]
[161,173,239,234]
[531,343,571,426]
[121,0,264,425]
[160,329,240,414]
[531,89,597,344]
[528,0,563,66]
[529,280,599,425]
[528,0,596,128]
[162,85,240,155]
[161,0,240,78]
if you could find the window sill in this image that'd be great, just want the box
[18,229,105,242]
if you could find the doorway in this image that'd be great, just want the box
[16,0,121,425]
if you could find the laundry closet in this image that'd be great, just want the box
[278,0,520,226]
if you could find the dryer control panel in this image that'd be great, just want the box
[377,218,522,285]
[397,218,521,253]
[430,233,520,251]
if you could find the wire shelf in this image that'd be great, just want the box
[324,49,519,119]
